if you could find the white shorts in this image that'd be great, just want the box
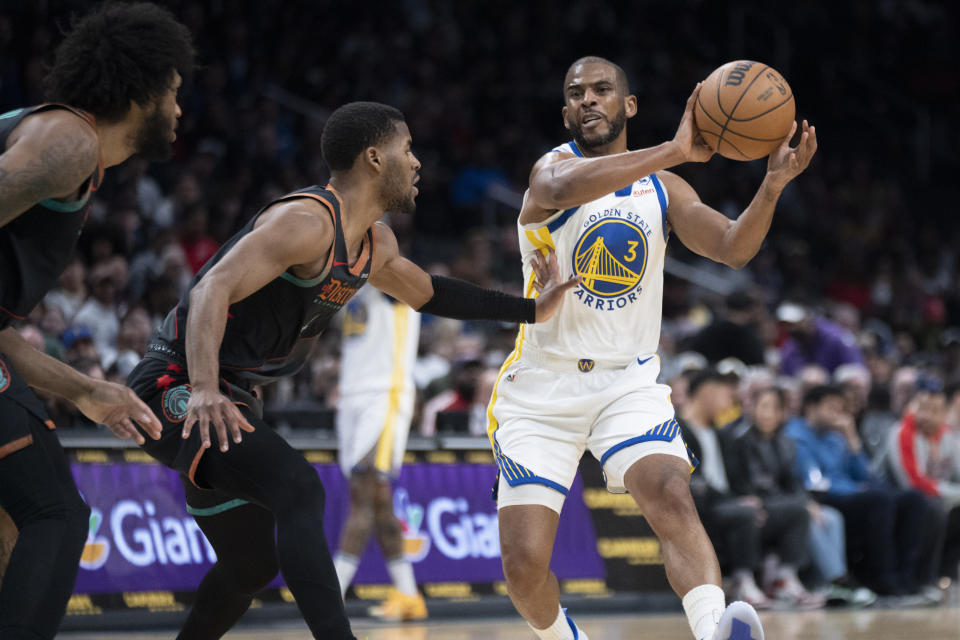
[337,388,415,477]
[488,347,691,514]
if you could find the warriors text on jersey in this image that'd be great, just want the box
[0,104,102,330]
[518,141,669,363]
[150,185,373,385]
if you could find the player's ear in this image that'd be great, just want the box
[561,105,570,131]
[625,94,638,118]
[363,146,383,173]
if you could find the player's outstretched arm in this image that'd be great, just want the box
[368,223,579,323]
[664,120,817,269]
[526,84,714,217]
[0,110,98,228]
[182,200,334,451]
[0,328,162,444]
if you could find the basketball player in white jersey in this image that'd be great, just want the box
[488,57,817,640]
[333,283,426,620]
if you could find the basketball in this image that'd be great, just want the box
[694,60,796,160]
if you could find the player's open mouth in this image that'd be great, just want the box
[582,113,604,128]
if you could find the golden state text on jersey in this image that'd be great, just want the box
[515,141,669,363]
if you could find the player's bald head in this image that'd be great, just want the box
[564,56,629,95]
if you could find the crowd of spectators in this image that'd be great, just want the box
[1,0,958,609]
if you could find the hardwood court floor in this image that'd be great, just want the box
[61,605,960,639]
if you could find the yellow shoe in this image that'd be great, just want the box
[368,589,428,621]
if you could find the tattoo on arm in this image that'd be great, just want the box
[0,127,97,228]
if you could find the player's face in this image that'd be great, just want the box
[380,122,421,214]
[133,70,183,161]
[562,63,633,150]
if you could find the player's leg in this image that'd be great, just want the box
[191,420,354,640]
[498,499,562,627]
[0,397,90,640]
[333,469,378,596]
[369,474,427,620]
[0,506,15,580]
[593,368,761,640]
[177,485,279,640]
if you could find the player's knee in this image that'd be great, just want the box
[278,464,326,515]
[647,472,696,520]
[501,541,549,592]
[235,554,280,594]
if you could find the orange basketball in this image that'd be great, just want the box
[694,60,795,161]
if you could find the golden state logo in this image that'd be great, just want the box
[572,217,648,310]
[162,384,191,423]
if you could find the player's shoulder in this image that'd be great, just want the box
[256,196,336,245]
[8,107,98,157]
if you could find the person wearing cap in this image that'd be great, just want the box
[685,290,767,366]
[777,303,864,376]
[679,368,817,608]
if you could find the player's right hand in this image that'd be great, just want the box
[75,379,163,445]
[182,387,254,452]
[671,83,714,164]
[531,248,581,322]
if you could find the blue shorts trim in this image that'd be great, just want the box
[598,418,681,468]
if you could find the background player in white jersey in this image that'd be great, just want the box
[488,57,817,640]
[333,283,426,620]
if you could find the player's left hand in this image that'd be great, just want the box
[74,379,163,445]
[766,119,817,189]
[531,248,581,322]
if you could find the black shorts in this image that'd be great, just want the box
[126,355,262,491]
[0,352,56,460]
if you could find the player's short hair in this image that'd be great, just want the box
[565,56,630,95]
[44,2,195,122]
[321,102,406,172]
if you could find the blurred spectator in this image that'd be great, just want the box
[43,257,86,323]
[886,384,960,582]
[787,385,942,599]
[62,326,99,363]
[728,387,871,607]
[685,289,766,366]
[421,358,485,436]
[680,368,797,609]
[178,204,220,274]
[107,306,153,381]
[777,303,864,376]
[72,264,120,368]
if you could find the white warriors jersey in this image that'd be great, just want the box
[338,285,420,395]
[518,140,669,363]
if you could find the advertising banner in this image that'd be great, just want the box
[71,458,605,595]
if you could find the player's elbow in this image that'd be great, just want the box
[723,253,753,270]
[530,174,576,210]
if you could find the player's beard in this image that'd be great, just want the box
[133,106,175,161]
[381,160,417,214]
[570,103,627,150]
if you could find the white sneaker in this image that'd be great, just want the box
[711,601,764,640]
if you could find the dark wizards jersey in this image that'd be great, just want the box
[0,104,102,330]
[151,186,374,385]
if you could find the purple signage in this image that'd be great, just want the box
[71,460,604,594]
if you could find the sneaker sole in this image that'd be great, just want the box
[714,600,764,640]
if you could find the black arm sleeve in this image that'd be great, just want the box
[417,275,536,324]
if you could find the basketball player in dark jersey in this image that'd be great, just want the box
[0,4,193,638]
[125,101,578,639]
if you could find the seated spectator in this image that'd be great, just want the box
[43,257,86,323]
[684,289,766,366]
[421,358,484,436]
[777,303,864,376]
[72,264,120,368]
[679,368,811,609]
[728,387,873,607]
[886,382,960,583]
[787,385,943,600]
